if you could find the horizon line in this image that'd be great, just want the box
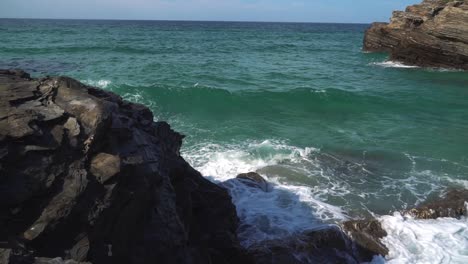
[0,17,375,25]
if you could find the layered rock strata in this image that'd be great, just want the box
[0,70,250,264]
[364,0,468,69]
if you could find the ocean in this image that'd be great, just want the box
[1,19,468,263]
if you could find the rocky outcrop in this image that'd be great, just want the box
[364,0,468,69]
[0,70,251,264]
[236,172,269,192]
[342,220,388,259]
[247,227,357,264]
[247,224,388,264]
[403,189,468,219]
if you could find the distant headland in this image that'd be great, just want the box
[364,0,468,70]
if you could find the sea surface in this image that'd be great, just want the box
[1,19,468,263]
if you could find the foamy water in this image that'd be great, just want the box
[183,140,348,247]
[375,211,468,264]
[371,61,420,69]
[370,61,463,72]
[81,78,468,261]
[82,79,112,88]
[182,140,468,262]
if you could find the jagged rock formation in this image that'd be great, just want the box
[0,70,251,264]
[236,172,269,192]
[403,188,468,219]
[247,227,359,264]
[364,0,468,69]
[0,70,388,264]
[246,223,388,264]
[342,220,388,259]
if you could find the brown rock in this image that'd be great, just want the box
[236,172,269,192]
[403,188,468,219]
[64,117,81,147]
[247,225,380,264]
[90,153,121,184]
[364,0,468,69]
[246,219,388,264]
[64,117,80,137]
[342,219,388,259]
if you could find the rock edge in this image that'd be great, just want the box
[0,69,251,264]
[364,0,468,70]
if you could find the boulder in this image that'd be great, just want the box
[0,70,251,264]
[342,219,388,260]
[403,188,468,219]
[247,225,386,264]
[236,172,269,192]
[364,0,468,69]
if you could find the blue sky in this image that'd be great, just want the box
[1,0,418,23]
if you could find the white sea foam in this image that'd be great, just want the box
[183,140,348,247]
[122,91,144,104]
[184,140,316,182]
[121,91,158,119]
[183,139,468,261]
[371,61,419,69]
[373,211,468,264]
[370,60,463,72]
[82,79,112,89]
[448,179,468,189]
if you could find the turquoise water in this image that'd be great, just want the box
[1,19,468,259]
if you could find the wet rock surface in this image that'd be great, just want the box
[2,69,468,264]
[247,225,387,264]
[236,172,269,192]
[0,70,251,264]
[364,0,468,69]
[403,189,468,219]
[342,220,388,259]
[225,171,388,263]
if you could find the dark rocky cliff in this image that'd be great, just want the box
[364,0,468,69]
[0,70,251,264]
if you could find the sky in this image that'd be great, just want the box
[1,0,419,23]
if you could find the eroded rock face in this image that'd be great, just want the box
[342,220,388,260]
[403,189,468,219]
[0,70,250,264]
[247,225,387,264]
[364,0,468,69]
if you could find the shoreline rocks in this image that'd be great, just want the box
[2,69,468,263]
[247,226,358,264]
[364,0,468,70]
[232,171,468,264]
[402,189,468,219]
[0,70,251,264]
[247,223,388,264]
[342,220,388,259]
[236,172,269,192]
[230,172,388,263]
